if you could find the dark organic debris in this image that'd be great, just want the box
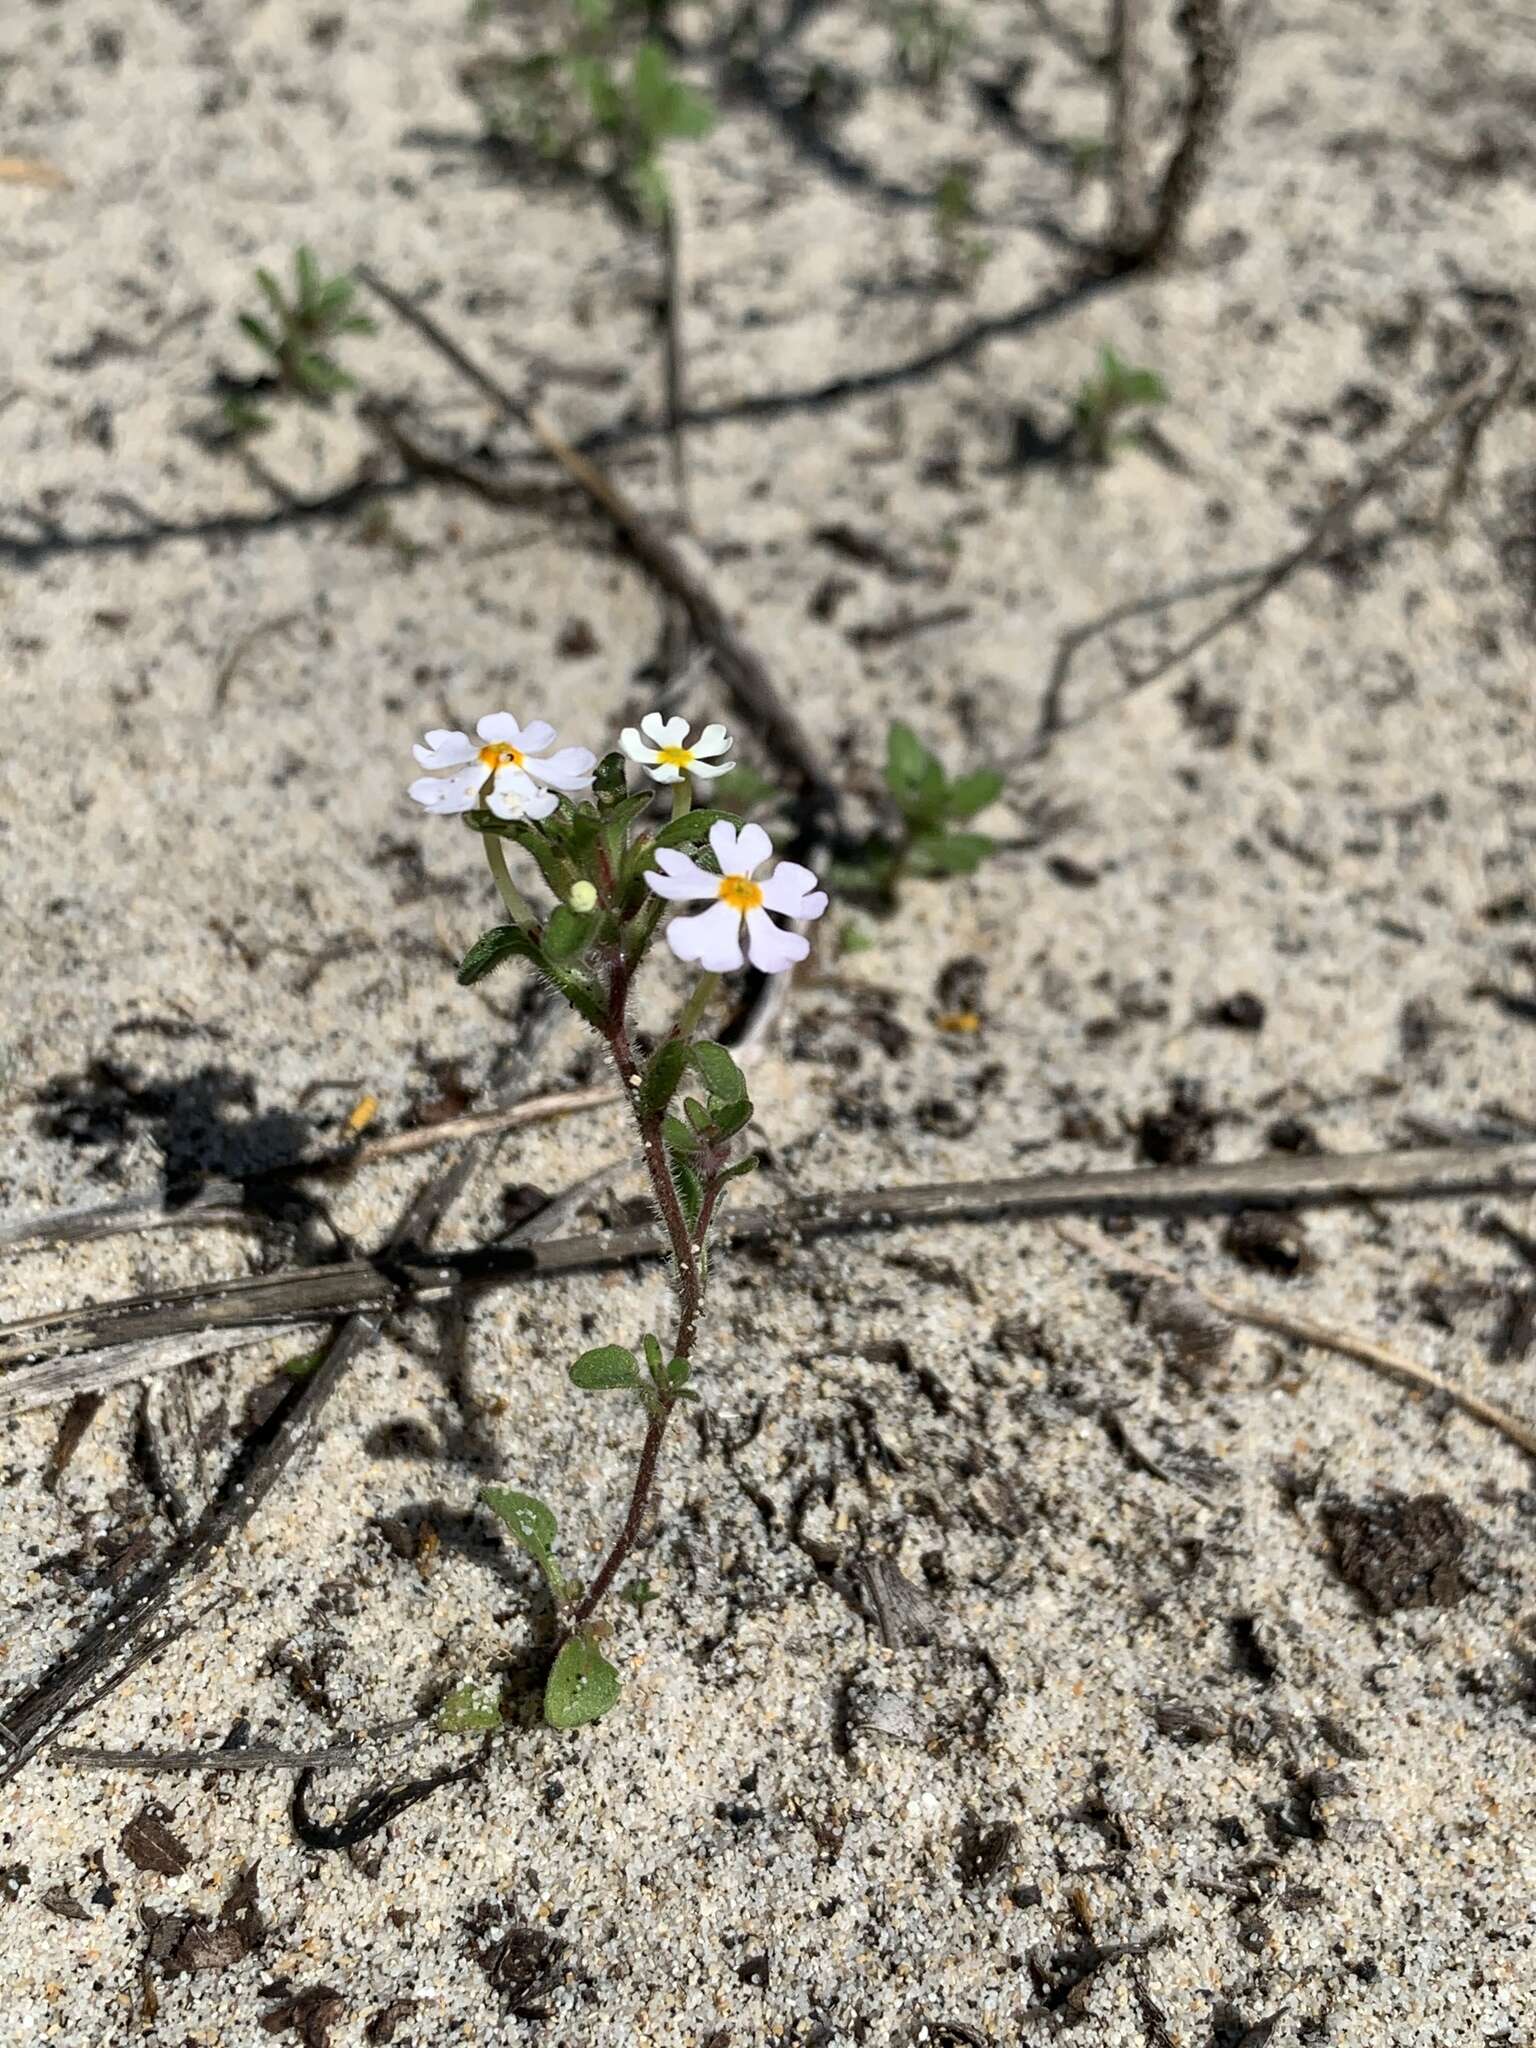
[1211,2004,1284,2048]
[1137,1280,1234,1384]
[41,1885,91,1922]
[1151,1699,1226,1746]
[1136,1083,1215,1166]
[146,1861,265,1974]
[1026,1929,1164,2017]
[120,1803,193,1877]
[261,1985,346,2046]
[955,1817,1019,1890]
[366,2002,422,2045]
[1205,992,1266,1031]
[1222,1209,1313,1277]
[1321,1492,1472,1613]
[465,1900,568,2017]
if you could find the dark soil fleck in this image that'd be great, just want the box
[1322,1492,1473,1612]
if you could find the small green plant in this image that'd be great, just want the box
[882,0,968,92]
[832,722,1004,909]
[932,164,991,290]
[1070,345,1168,465]
[227,247,375,433]
[462,0,712,220]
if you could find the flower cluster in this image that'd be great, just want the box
[410,707,826,973]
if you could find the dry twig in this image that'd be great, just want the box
[1054,1222,1536,1461]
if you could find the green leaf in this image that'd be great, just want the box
[655,807,728,851]
[683,1095,711,1134]
[294,244,322,312]
[480,1486,558,1564]
[718,1151,759,1184]
[545,1636,621,1730]
[544,905,596,962]
[620,1576,659,1612]
[640,1036,689,1118]
[663,1114,699,1154]
[254,268,288,321]
[281,1348,325,1379]
[642,1332,666,1378]
[887,721,941,791]
[237,312,280,358]
[437,1680,504,1733]
[542,960,609,1031]
[570,1345,640,1390]
[943,769,1004,821]
[908,829,993,876]
[688,1039,746,1105]
[672,1156,704,1229]
[666,1356,691,1387]
[600,790,655,835]
[711,1096,753,1138]
[458,923,538,985]
[594,750,628,800]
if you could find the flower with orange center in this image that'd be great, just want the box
[645,820,827,974]
[620,712,734,786]
[409,713,596,820]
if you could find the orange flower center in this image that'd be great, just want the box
[718,873,763,913]
[478,742,524,775]
[655,744,695,770]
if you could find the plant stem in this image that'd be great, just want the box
[671,971,718,1044]
[484,835,538,929]
[670,776,693,823]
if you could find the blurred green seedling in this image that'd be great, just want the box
[227,247,375,433]
[832,721,1004,910]
[1070,345,1168,465]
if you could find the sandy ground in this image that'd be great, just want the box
[2,0,1536,2042]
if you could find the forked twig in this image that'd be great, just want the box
[1054,1222,1536,1461]
[356,264,842,827]
[1029,346,1525,756]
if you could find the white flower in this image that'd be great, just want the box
[619,712,734,785]
[645,820,827,974]
[409,713,597,820]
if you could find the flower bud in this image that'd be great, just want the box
[568,880,599,914]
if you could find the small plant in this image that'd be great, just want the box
[462,0,712,220]
[932,164,991,290]
[226,247,375,434]
[881,0,969,93]
[832,722,1004,909]
[1070,345,1168,465]
[410,704,830,1729]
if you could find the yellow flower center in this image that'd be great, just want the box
[655,744,695,770]
[718,873,763,914]
[478,742,524,775]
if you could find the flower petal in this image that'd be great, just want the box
[641,711,688,748]
[488,767,559,821]
[525,746,596,793]
[758,860,827,918]
[408,763,485,814]
[667,899,745,972]
[707,818,741,874]
[648,762,683,783]
[619,727,659,766]
[686,755,735,779]
[476,712,523,746]
[734,822,773,876]
[645,847,719,901]
[692,722,732,758]
[413,729,476,769]
[745,908,809,974]
[518,720,557,754]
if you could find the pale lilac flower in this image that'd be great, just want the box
[620,713,734,785]
[645,820,827,974]
[409,713,596,820]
